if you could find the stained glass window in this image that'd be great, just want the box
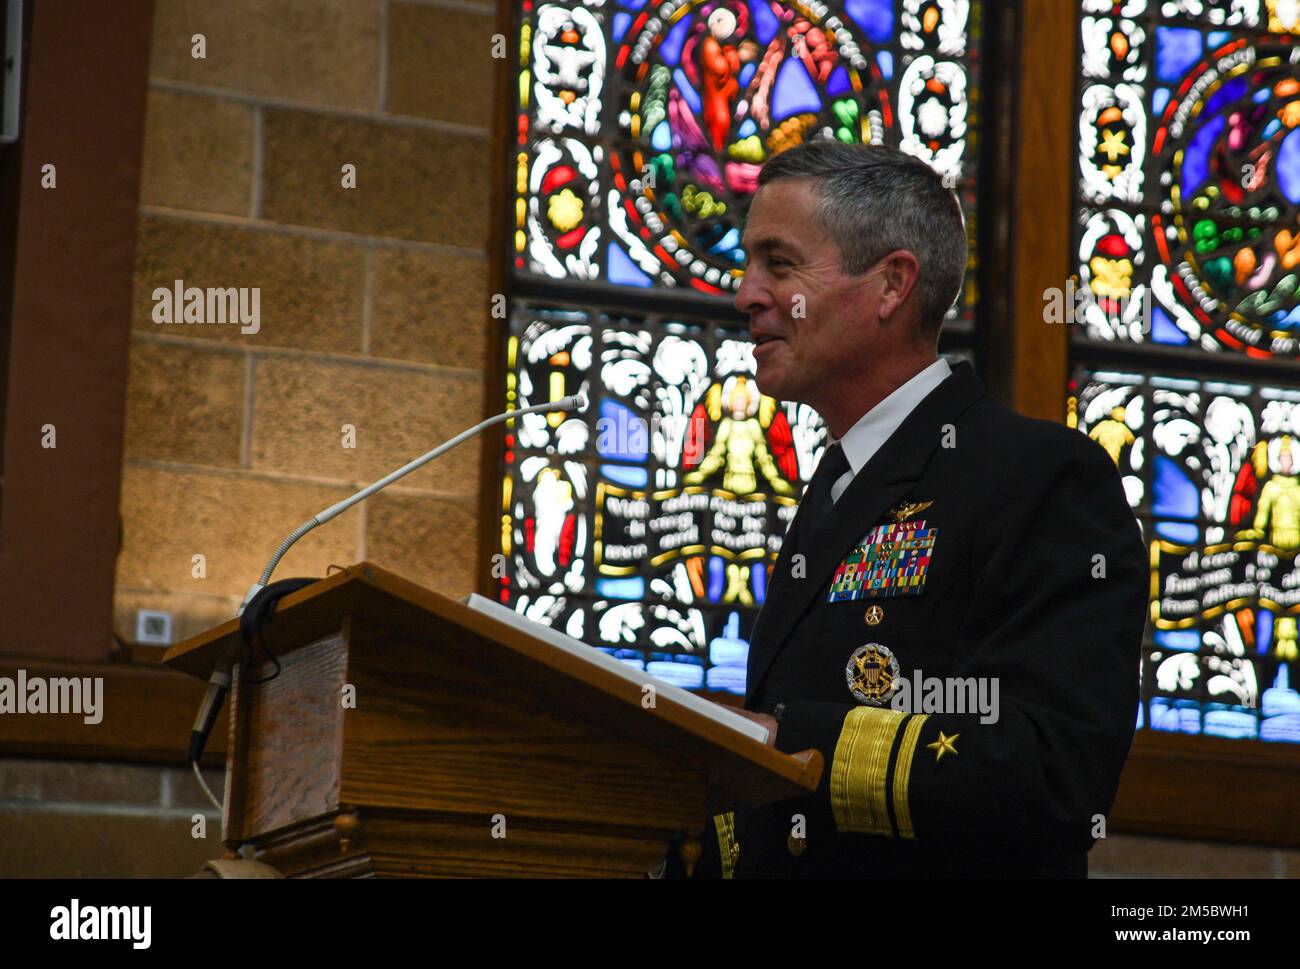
[1075,0,1300,355]
[1070,1,1300,742]
[1068,367,1300,741]
[513,0,981,315]
[501,0,983,690]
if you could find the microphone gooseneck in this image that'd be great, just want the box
[236,392,589,614]
[187,392,589,782]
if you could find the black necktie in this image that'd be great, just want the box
[783,442,850,558]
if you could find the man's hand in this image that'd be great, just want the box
[730,708,778,746]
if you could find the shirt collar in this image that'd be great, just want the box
[829,357,954,476]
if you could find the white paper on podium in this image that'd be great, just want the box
[461,593,769,745]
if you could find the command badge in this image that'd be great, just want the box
[846,643,900,706]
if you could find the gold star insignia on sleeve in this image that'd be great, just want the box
[927,730,959,762]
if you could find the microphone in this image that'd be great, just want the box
[238,391,589,613]
[186,392,589,774]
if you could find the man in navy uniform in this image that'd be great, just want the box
[691,142,1148,878]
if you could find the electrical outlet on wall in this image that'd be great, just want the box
[135,609,173,645]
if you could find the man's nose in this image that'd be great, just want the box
[734,268,768,316]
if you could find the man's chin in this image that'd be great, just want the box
[754,369,795,403]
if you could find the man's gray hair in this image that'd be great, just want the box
[757,141,967,333]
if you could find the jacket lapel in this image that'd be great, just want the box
[745,361,986,706]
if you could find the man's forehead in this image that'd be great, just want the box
[741,233,788,251]
[741,209,823,252]
[741,179,825,248]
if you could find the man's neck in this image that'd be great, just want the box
[821,354,942,439]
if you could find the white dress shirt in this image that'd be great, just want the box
[827,357,953,504]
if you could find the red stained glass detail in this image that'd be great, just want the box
[540,164,577,195]
[556,226,587,249]
[558,513,576,567]
[683,404,710,469]
[1096,233,1129,258]
[1230,461,1258,527]
[767,409,798,482]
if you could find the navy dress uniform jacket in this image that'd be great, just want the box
[693,361,1149,878]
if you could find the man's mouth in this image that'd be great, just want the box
[751,332,785,347]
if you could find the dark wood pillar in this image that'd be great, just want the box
[0,0,154,660]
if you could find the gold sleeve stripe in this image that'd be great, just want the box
[713,812,737,880]
[830,706,907,836]
[891,713,929,841]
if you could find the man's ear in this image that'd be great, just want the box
[876,250,921,322]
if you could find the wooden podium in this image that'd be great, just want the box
[163,563,823,877]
